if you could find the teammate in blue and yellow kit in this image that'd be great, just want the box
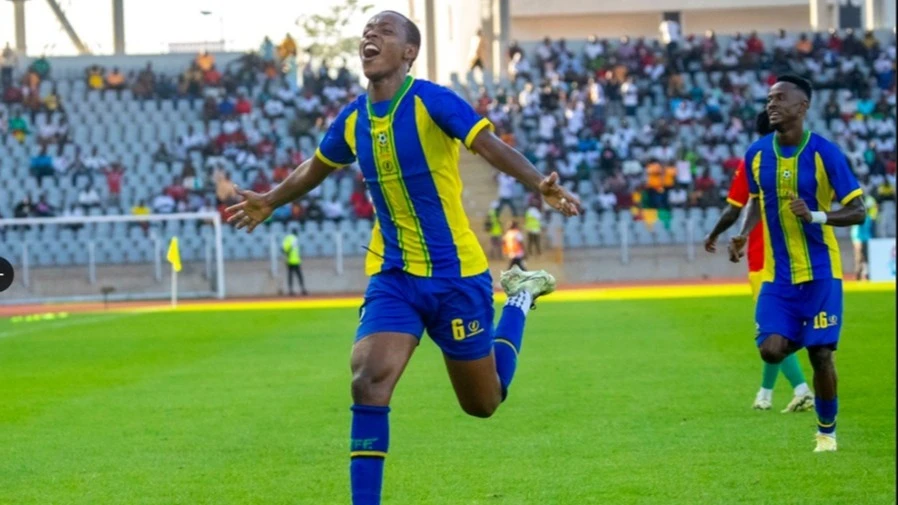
[728,75,866,453]
[226,11,580,504]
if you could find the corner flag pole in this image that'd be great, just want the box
[171,267,178,308]
[167,236,182,308]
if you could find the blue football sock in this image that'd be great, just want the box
[494,291,532,399]
[350,405,390,505]
[815,396,837,434]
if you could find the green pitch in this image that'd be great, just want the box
[1,292,894,505]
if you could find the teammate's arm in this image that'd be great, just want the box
[707,161,753,253]
[470,130,580,216]
[705,203,744,253]
[727,148,763,262]
[728,196,761,263]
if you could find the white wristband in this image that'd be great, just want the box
[810,211,828,224]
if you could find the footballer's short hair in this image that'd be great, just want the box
[776,74,813,102]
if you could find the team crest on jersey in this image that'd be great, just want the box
[782,170,792,179]
[377,132,388,147]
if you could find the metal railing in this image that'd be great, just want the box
[0,212,225,303]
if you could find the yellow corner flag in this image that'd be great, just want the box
[167,236,182,272]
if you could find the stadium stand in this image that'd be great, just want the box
[455,28,896,249]
[1,29,895,269]
[1,43,371,266]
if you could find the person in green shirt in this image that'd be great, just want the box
[8,109,28,143]
[282,228,308,296]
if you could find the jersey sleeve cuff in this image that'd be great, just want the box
[726,197,745,208]
[839,188,863,206]
[463,118,494,149]
[749,192,759,197]
[315,149,345,169]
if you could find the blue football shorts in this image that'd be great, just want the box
[356,269,495,361]
[755,279,843,349]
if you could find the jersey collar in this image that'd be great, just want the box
[773,130,811,159]
[366,75,414,120]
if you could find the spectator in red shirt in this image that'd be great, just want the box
[218,202,230,224]
[746,31,765,54]
[722,155,742,175]
[695,169,716,192]
[692,168,718,208]
[256,136,275,159]
[235,92,252,115]
[273,164,290,183]
[165,177,188,202]
[203,64,222,86]
[102,162,124,208]
[215,129,247,153]
[827,29,843,53]
[286,147,303,167]
[350,186,374,221]
[251,170,272,194]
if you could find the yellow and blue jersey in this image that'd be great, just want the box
[745,131,863,285]
[315,76,493,278]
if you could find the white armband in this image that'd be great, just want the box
[810,211,828,224]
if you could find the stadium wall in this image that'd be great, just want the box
[18,52,246,80]
[1,242,858,302]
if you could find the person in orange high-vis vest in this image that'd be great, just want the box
[502,221,526,271]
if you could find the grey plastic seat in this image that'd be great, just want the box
[583,228,601,247]
[564,228,583,248]
[655,228,673,245]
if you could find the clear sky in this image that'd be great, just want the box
[2,0,408,56]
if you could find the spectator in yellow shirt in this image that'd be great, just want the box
[131,200,151,235]
[86,65,104,90]
[278,34,297,61]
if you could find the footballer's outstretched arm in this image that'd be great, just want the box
[227,156,336,232]
[469,129,580,216]
[263,156,336,208]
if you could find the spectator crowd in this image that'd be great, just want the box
[2,35,376,231]
[476,27,895,231]
[2,27,896,242]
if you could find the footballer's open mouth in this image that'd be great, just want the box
[768,110,782,121]
[362,42,381,61]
